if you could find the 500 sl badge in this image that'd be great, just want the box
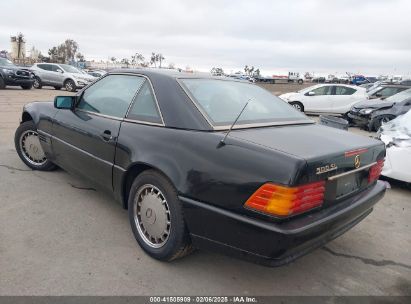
[316,163,338,175]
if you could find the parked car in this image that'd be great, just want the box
[399,79,411,86]
[87,70,107,78]
[351,75,368,85]
[279,84,367,114]
[0,57,34,90]
[348,88,411,131]
[367,84,410,100]
[14,69,386,266]
[311,76,325,83]
[31,63,96,92]
[378,110,411,186]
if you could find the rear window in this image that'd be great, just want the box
[180,79,309,127]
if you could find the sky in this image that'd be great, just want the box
[0,0,410,77]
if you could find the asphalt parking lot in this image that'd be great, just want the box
[0,85,410,296]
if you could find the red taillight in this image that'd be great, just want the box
[368,159,384,183]
[244,181,326,217]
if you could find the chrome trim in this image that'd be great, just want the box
[75,108,124,121]
[123,118,164,127]
[38,129,126,169]
[176,78,314,131]
[75,72,165,127]
[114,164,126,172]
[107,72,165,126]
[214,120,314,131]
[52,135,113,167]
[327,162,377,181]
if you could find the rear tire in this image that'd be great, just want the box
[128,170,193,262]
[298,79,303,84]
[33,77,42,89]
[290,101,304,112]
[64,79,76,92]
[14,121,56,171]
[0,77,5,89]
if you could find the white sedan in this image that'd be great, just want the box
[379,110,411,185]
[280,84,367,115]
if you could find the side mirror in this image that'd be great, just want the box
[307,91,316,96]
[56,69,64,73]
[54,96,75,109]
[375,93,382,97]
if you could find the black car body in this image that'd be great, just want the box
[0,57,34,89]
[15,69,386,266]
[349,88,411,131]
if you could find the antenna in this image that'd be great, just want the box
[219,98,252,146]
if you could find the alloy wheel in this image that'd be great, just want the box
[133,184,171,248]
[19,130,47,166]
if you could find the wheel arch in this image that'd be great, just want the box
[121,162,176,209]
[21,111,33,123]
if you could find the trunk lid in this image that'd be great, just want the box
[231,123,385,201]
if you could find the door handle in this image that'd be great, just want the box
[101,130,113,141]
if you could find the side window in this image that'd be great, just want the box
[38,64,52,71]
[311,86,332,96]
[51,65,61,72]
[335,86,356,95]
[77,75,144,118]
[127,81,162,124]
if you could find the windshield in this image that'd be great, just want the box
[0,58,15,67]
[59,64,82,73]
[386,88,411,103]
[180,79,310,127]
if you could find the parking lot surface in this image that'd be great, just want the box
[0,86,410,296]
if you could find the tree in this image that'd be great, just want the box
[110,57,117,64]
[211,67,224,76]
[248,66,254,76]
[76,52,85,62]
[253,68,261,77]
[156,53,165,68]
[48,39,79,63]
[63,39,78,61]
[121,58,130,68]
[150,52,157,67]
[244,65,249,75]
[131,53,145,66]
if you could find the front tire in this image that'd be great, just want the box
[33,77,42,89]
[14,121,56,171]
[64,79,76,92]
[128,170,192,261]
[290,101,304,112]
[0,77,5,89]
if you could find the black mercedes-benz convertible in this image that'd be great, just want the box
[14,69,386,266]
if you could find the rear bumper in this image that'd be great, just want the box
[180,180,386,266]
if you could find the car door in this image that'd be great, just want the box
[331,86,358,113]
[49,64,66,86]
[36,64,54,84]
[301,85,333,112]
[51,74,145,191]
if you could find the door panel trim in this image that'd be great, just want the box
[38,129,120,168]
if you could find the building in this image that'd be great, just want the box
[10,34,26,59]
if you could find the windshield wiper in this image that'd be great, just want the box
[219,98,252,146]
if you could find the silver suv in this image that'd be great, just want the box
[31,63,96,92]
